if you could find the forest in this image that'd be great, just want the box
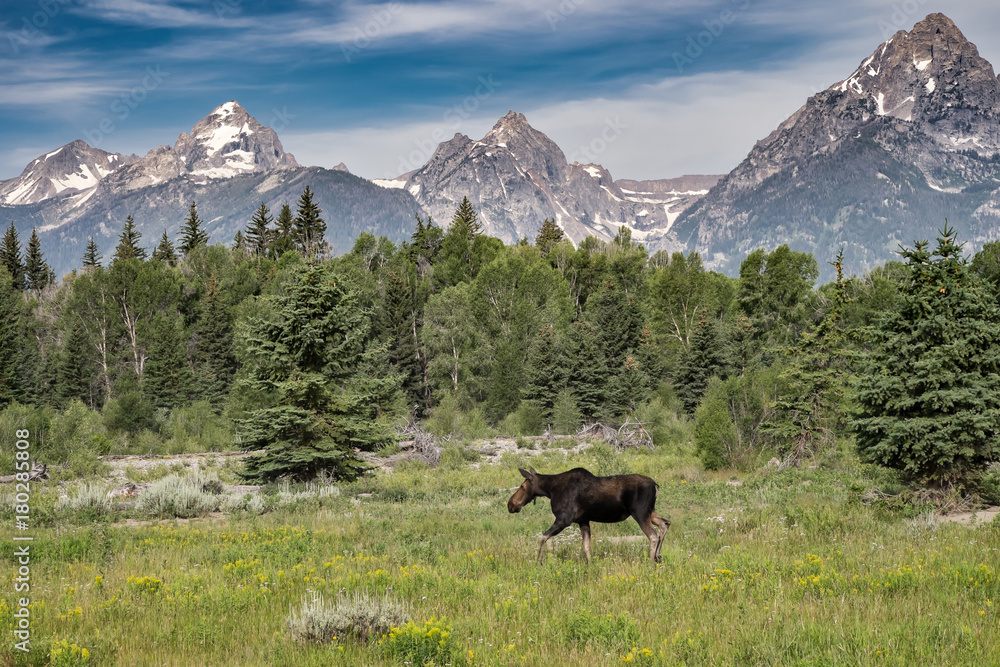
[2,185,1000,500]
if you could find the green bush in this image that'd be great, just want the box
[551,389,581,435]
[425,392,493,440]
[694,368,780,470]
[378,617,464,666]
[103,391,155,435]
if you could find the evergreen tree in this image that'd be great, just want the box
[0,269,20,406]
[567,320,609,420]
[270,204,296,258]
[245,202,273,257]
[143,314,194,409]
[82,237,103,268]
[152,229,178,265]
[54,320,92,407]
[0,223,25,290]
[535,218,564,254]
[113,215,147,263]
[179,201,209,255]
[453,196,481,237]
[766,250,851,463]
[376,265,424,407]
[239,262,395,482]
[24,228,54,290]
[293,186,326,257]
[522,323,571,421]
[194,274,237,405]
[232,230,247,254]
[676,311,730,413]
[853,226,1000,487]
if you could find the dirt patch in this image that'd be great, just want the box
[936,506,1000,525]
[99,450,263,483]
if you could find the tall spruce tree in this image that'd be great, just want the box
[853,226,1000,487]
[152,229,178,265]
[113,215,147,263]
[293,186,326,257]
[0,269,20,406]
[1,223,25,290]
[239,262,395,482]
[522,323,572,421]
[82,237,103,268]
[194,274,237,405]
[270,203,296,258]
[567,320,609,420]
[245,202,273,258]
[676,311,730,414]
[179,201,209,255]
[143,315,194,409]
[24,228,53,290]
[54,320,92,407]
[535,218,564,254]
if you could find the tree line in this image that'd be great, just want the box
[2,189,1000,494]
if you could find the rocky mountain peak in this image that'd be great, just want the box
[0,140,129,206]
[104,100,299,190]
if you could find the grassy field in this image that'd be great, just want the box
[2,440,999,666]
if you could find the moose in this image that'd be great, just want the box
[507,467,669,564]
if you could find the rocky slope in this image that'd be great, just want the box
[386,111,717,250]
[676,13,1000,278]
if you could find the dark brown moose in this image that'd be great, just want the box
[507,467,669,564]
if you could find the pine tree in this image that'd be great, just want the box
[567,320,609,420]
[853,226,1000,487]
[766,250,851,463]
[179,201,209,255]
[293,186,327,257]
[0,270,21,406]
[232,230,247,254]
[82,237,103,268]
[194,274,237,405]
[54,320,92,407]
[376,265,424,407]
[239,262,395,482]
[270,204,296,258]
[522,323,571,421]
[452,196,481,237]
[113,215,147,263]
[23,228,53,290]
[535,218,564,254]
[151,229,177,265]
[0,223,25,290]
[246,202,273,258]
[143,314,194,409]
[676,311,730,414]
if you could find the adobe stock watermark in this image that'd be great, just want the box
[11,428,34,653]
[267,106,295,132]
[341,3,403,63]
[214,0,242,19]
[83,65,169,147]
[672,0,751,74]
[568,116,628,165]
[391,74,501,177]
[5,0,84,55]
[546,0,586,31]
[877,0,931,39]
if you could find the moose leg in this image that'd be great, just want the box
[537,519,570,565]
[634,514,661,563]
[650,511,670,563]
[579,522,592,565]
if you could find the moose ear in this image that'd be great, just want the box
[529,466,537,476]
[518,468,531,479]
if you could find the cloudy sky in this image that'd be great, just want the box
[1,0,999,182]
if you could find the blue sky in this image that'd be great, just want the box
[1,0,999,181]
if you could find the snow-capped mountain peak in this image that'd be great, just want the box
[0,139,130,206]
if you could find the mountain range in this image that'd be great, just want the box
[3,12,999,281]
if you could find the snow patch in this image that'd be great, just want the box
[914,57,932,71]
[637,209,649,217]
[213,101,238,117]
[45,147,63,160]
[584,166,602,179]
[372,178,407,189]
[199,122,242,155]
[408,184,421,197]
[925,77,936,93]
[875,92,886,116]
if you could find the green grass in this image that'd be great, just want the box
[2,444,999,665]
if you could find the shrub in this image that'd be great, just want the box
[551,389,582,435]
[136,471,223,518]
[57,483,111,517]
[694,368,780,470]
[103,391,155,435]
[378,617,464,666]
[286,591,409,643]
[425,392,493,440]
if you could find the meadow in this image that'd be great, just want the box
[2,438,999,666]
